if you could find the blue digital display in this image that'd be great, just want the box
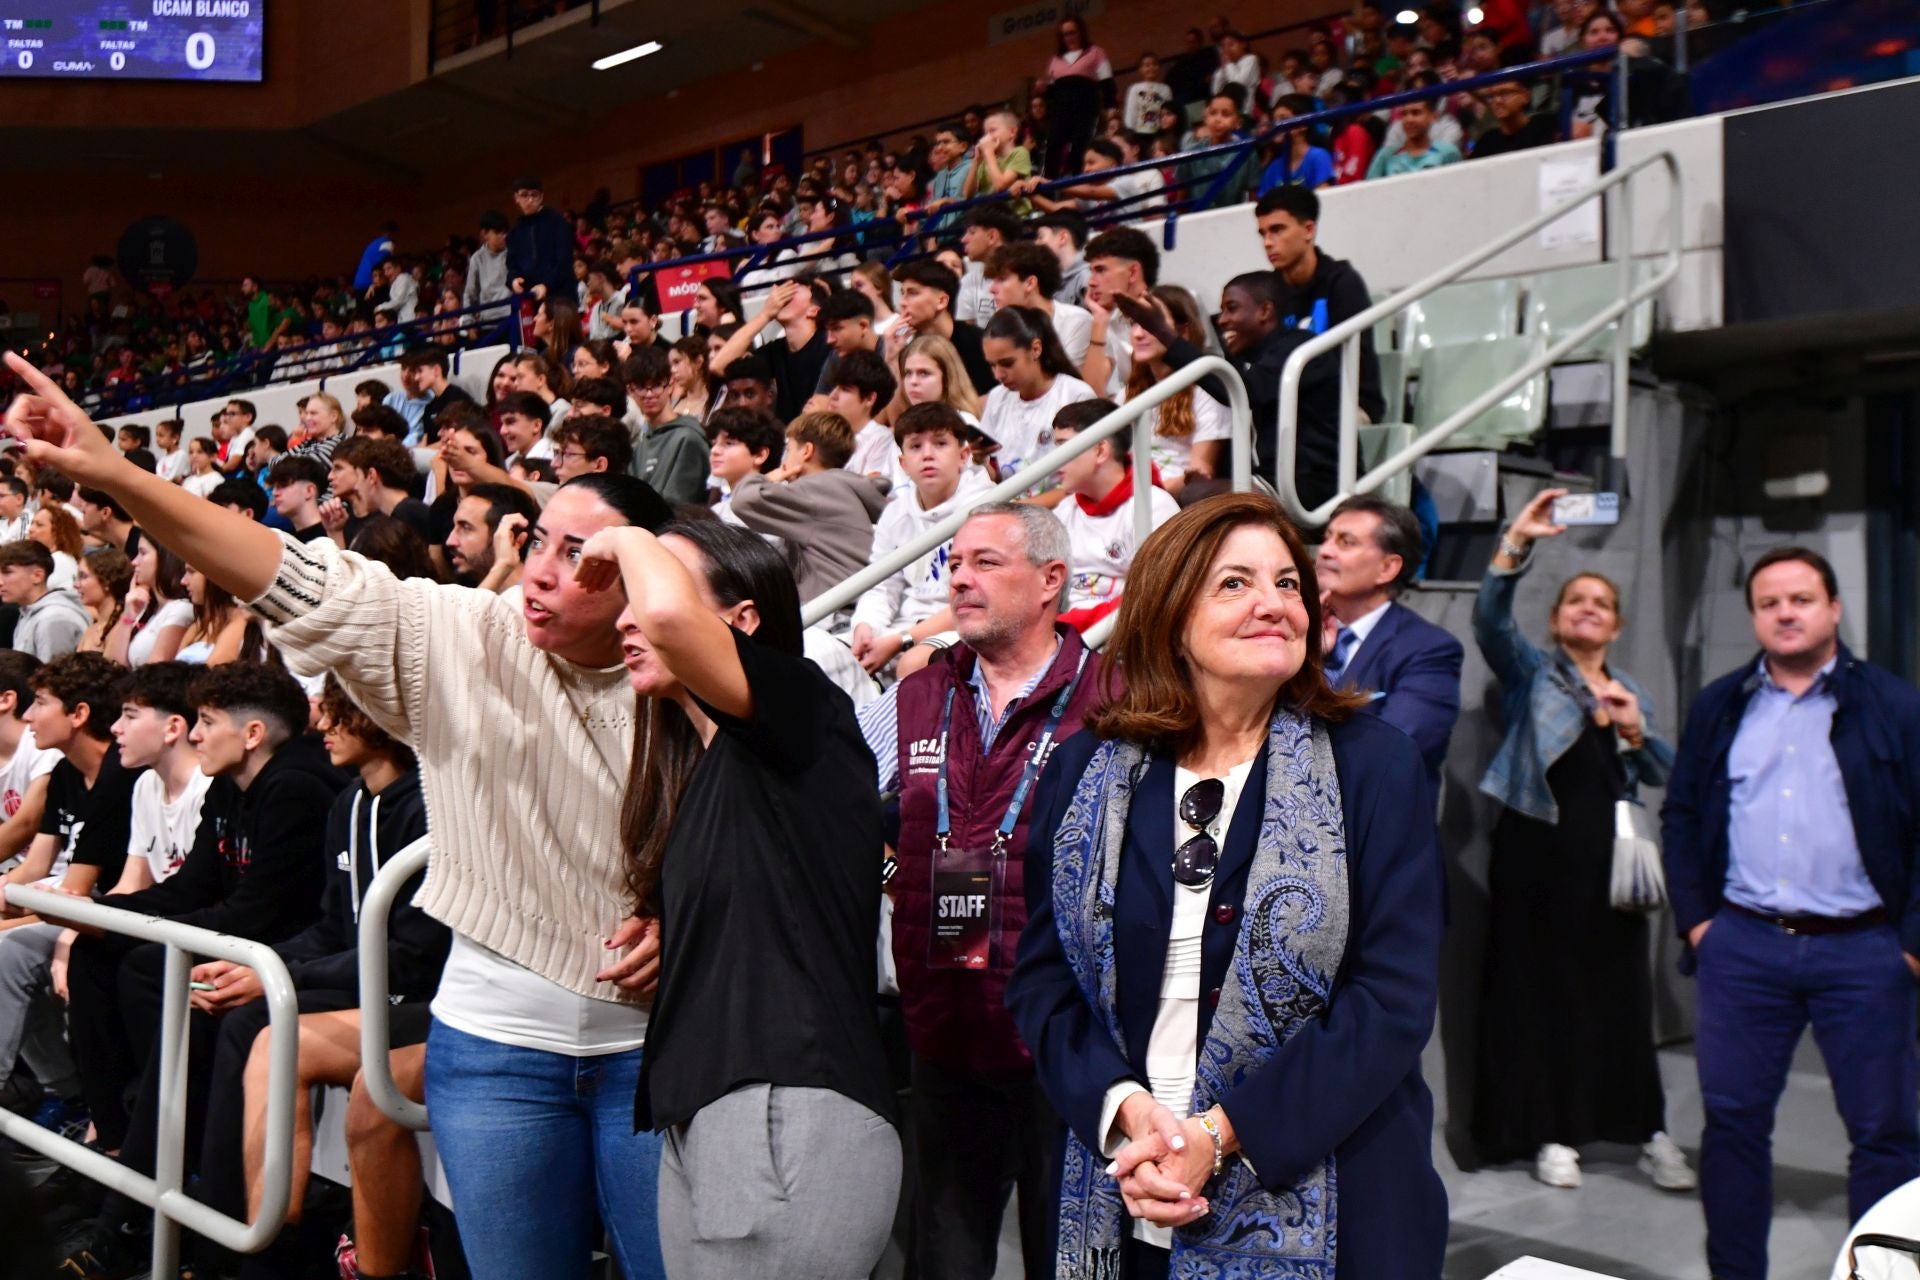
[0,1,262,81]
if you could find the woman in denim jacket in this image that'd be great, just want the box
[1469,488,1695,1195]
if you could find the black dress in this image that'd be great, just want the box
[1472,717,1666,1161]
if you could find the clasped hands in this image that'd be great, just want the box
[1108,1093,1235,1226]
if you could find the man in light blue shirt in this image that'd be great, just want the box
[1366,95,1463,181]
[382,363,434,444]
[1723,656,1881,918]
[1663,546,1920,1280]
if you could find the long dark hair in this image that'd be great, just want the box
[984,305,1080,380]
[1091,492,1363,755]
[618,517,803,913]
[699,278,744,330]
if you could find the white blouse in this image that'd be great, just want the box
[432,933,648,1058]
[1100,757,1257,1248]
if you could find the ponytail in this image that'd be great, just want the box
[984,305,1079,381]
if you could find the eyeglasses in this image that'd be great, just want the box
[1174,777,1226,888]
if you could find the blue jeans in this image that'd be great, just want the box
[424,1019,665,1280]
[1695,908,1920,1280]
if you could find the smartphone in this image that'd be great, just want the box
[1551,492,1620,526]
[189,981,217,992]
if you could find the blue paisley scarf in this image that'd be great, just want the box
[1050,709,1351,1280]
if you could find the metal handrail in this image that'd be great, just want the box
[0,884,300,1278]
[83,297,520,418]
[1272,148,1684,528]
[357,837,433,1131]
[801,356,1252,627]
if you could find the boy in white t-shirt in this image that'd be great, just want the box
[985,242,1094,370]
[850,404,996,673]
[1049,398,1180,632]
[0,652,57,880]
[108,661,214,893]
[827,350,901,483]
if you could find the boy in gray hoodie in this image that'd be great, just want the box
[0,542,89,660]
[730,410,890,605]
[623,345,711,507]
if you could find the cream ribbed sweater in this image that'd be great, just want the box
[251,533,640,1001]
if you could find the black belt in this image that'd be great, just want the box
[1726,902,1889,936]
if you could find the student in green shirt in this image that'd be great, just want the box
[1367,94,1464,180]
[964,109,1034,216]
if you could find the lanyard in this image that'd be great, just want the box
[936,649,1090,854]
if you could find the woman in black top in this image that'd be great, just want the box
[576,518,900,1279]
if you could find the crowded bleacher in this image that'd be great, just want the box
[4,2,1914,1280]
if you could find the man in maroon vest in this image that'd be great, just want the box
[857,501,1109,1280]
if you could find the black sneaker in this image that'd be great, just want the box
[50,1222,144,1280]
[0,1067,42,1117]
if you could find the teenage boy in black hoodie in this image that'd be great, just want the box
[190,674,441,1275]
[55,662,342,1278]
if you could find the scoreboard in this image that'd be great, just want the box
[0,1,262,81]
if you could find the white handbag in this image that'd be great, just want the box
[1610,798,1667,913]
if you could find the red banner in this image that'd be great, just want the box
[652,259,734,314]
[32,280,58,299]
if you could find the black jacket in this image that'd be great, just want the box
[1164,252,1384,492]
[113,742,345,945]
[506,205,576,301]
[274,768,446,1000]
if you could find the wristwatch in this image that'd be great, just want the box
[897,631,917,652]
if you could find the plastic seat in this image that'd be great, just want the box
[1414,336,1548,451]
[1358,422,1414,506]
[1404,278,1525,353]
[1524,262,1659,362]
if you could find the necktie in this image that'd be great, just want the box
[1324,624,1360,687]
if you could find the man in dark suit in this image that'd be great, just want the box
[1314,494,1463,798]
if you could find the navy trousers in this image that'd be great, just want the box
[1695,907,1920,1279]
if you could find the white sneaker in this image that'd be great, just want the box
[1639,1131,1698,1191]
[1533,1142,1582,1188]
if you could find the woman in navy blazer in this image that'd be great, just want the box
[1006,493,1446,1280]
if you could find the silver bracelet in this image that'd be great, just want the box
[1498,537,1529,562]
[1198,1111,1225,1178]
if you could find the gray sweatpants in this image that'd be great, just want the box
[658,1083,901,1280]
[0,922,79,1096]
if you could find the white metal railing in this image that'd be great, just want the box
[801,356,1254,627]
[1274,148,1684,527]
[0,884,301,1278]
[357,837,433,1130]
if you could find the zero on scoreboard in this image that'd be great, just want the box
[0,0,262,81]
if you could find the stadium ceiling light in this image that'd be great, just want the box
[1466,6,1486,23]
[592,40,664,70]
[1395,9,1419,24]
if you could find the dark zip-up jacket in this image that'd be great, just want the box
[1662,642,1920,965]
[274,768,446,1000]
